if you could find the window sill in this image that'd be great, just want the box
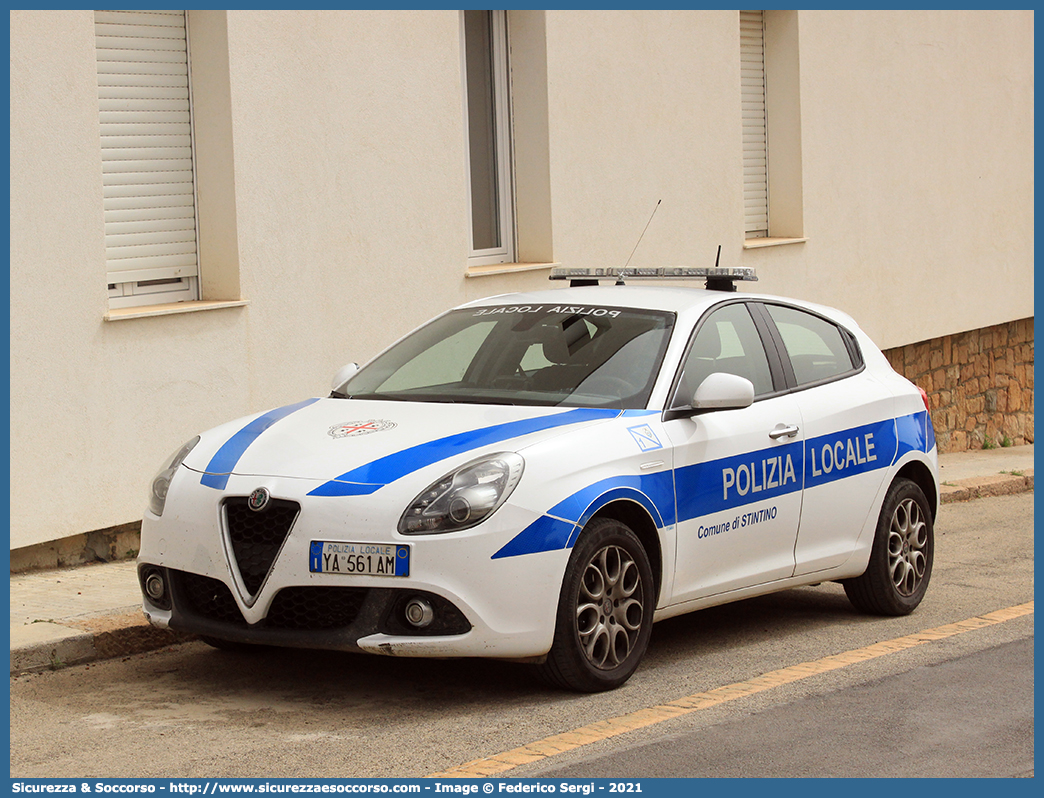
[104,299,249,322]
[465,262,558,278]
[743,237,808,250]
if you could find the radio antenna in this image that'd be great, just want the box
[621,199,662,274]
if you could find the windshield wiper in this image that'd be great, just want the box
[343,392,408,402]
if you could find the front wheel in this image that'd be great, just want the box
[843,477,934,615]
[538,518,655,692]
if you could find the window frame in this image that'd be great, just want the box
[460,9,516,267]
[96,9,203,310]
[107,275,199,306]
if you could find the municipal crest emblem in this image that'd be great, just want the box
[328,419,397,439]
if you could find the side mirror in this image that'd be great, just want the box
[330,363,359,397]
[691,372,755,412]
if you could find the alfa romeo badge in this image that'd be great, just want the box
[247,487,271,512]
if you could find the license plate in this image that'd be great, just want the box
[309,541,411,577]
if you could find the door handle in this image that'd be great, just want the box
[769,424,800,440]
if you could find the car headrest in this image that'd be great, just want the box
[541,317,592,364]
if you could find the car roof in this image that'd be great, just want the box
[460,284,734,315]
[458,284,860,331]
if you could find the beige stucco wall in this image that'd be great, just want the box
[776,10,1034,349]
[543,10,743,272]
[538,9,1034,350]
[9,9,1033,549]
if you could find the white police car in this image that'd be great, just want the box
[139,267,938,692]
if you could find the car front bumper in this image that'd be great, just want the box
[138,470,570,660]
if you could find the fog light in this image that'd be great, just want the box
[144,571,166,602]
[404,597,434,628]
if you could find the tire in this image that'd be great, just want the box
[843,477,934,615]
[538,518,655,692]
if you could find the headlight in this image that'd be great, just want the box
[398,452,524,535]
[148,436,200,517]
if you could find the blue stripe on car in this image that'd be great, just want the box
[492,411,931,559]
[673,438,807,524]
[200,398,320,490]
[555,477,675,532]
[492,473,675,560]
[893,410,930,464]
[492,515,577,560]
[307,407,621,497]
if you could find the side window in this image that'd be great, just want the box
[673,303,774,406]
[765,304,856,386]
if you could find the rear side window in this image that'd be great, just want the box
[765,304,856,386]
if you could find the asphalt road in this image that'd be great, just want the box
[529,636,1033,778]
[9,491,1033,779]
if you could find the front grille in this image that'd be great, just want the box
[178,572,243,624]
[224,497,300,595]
[266,586,367,629]
[173,570,367,631]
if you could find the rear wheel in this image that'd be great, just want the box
[843,477,934,615]
[539,518,654,692]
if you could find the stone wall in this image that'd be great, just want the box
[883,318,1034,453]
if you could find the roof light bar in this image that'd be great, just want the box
[549,266,758,291]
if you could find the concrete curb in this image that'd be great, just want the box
[939,470,1034,504]
[11,612,195,676]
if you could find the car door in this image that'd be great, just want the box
[663,301,804,604]
[758,302,897,576]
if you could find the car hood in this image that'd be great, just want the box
[181,397,623,493]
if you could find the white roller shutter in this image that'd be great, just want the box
[741,10,768,238]
[96,10,199,300]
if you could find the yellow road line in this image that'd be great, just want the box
[427,601,1034,778]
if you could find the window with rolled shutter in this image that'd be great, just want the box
[741,10,768,238]
[96,9,200,308]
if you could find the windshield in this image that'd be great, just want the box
[343,304,675,408]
